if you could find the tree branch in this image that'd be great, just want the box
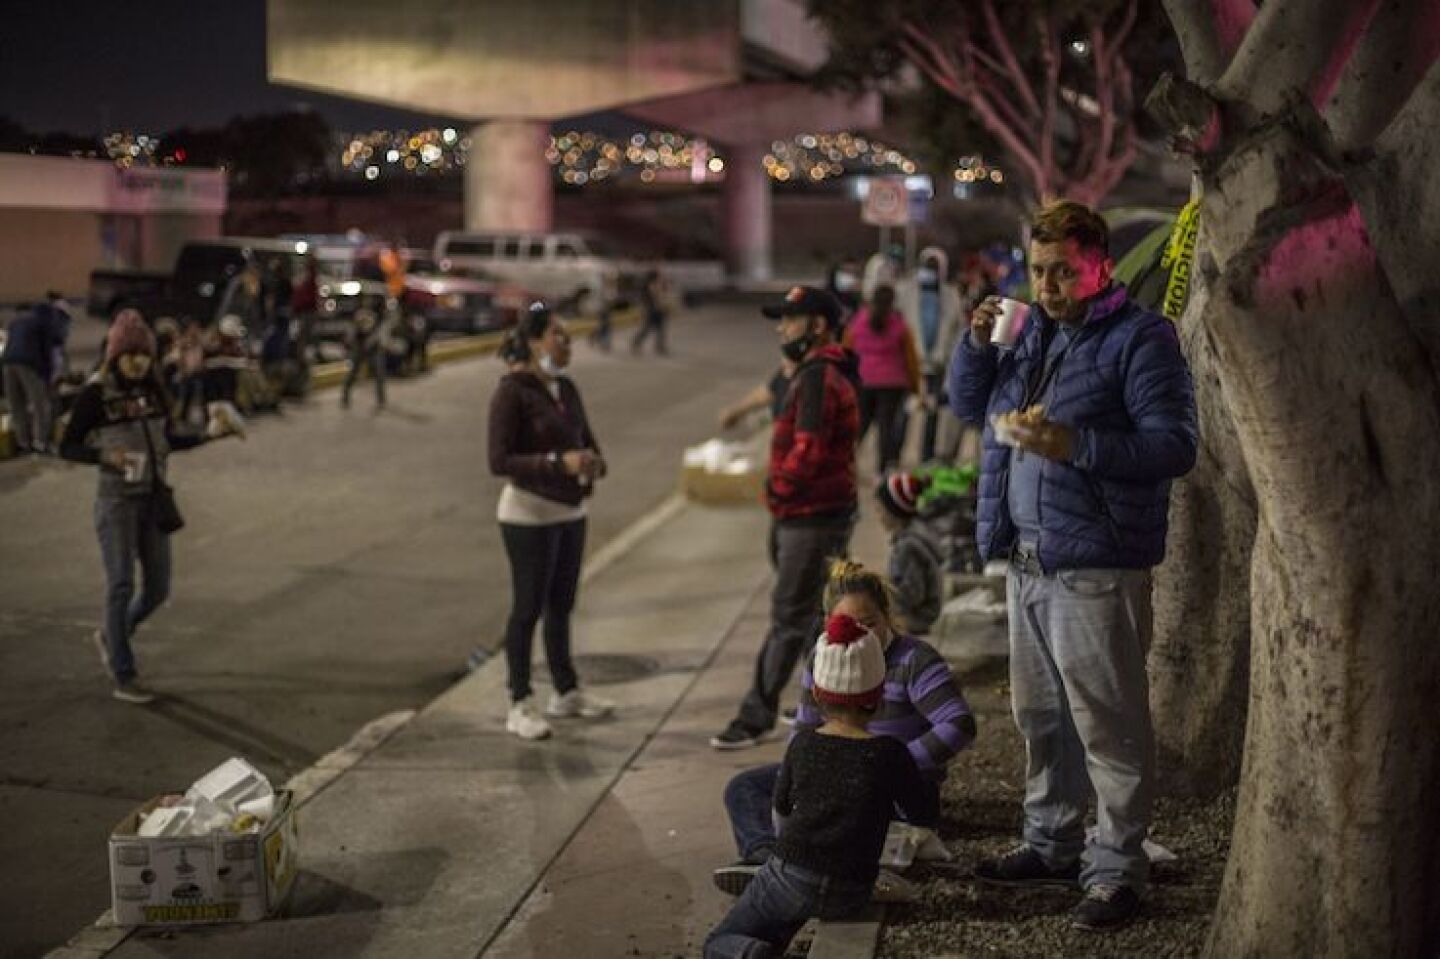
[1038,14,1062,197]
[1111,0,1140,54]
[1089,23,1118,186]
[1325,0,1440,151]
[980,0,1042,120]
[1217,0,1383,116]
[899,25,969,98]
[975,68,1035,136]
[1161,0,1257,87]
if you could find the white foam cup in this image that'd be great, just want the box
[991,298,1030,349]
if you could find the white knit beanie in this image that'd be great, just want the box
[812,613,886,708]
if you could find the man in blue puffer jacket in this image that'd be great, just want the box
[948,200,1197,932]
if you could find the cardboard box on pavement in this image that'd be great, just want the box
[108,789,299,925]
[679,463,764,506]
[680,437,765,507]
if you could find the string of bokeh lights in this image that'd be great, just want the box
[92,127,1003,188]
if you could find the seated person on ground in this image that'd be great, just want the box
[704,613,938,959]
[713,559,976,895]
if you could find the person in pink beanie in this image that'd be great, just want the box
[58,309,241,704]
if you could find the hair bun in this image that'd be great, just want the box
[824,614,866,646]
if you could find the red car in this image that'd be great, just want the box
[390,250,532,335]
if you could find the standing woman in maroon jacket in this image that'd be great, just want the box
[488,304,613,740]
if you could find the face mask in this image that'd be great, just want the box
[834,271,857,292]
[917,267,938,285]
[780,333,814,363]
[538,354,564,376]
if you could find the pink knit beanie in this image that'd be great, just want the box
[106,309,157,362]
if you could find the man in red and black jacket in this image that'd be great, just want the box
[712,286,861,749]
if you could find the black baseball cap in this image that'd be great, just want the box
[761,285,844,330]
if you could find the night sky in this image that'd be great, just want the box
[0,0,463,136]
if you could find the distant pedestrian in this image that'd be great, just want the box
[172,319,207,428]
[897,247,965,462]
[2,296,65,454]
[825,257,863,313]
[631,269,672,356]
[844,284,921,475]
[861,250,898,304]
[341,308,387,410]
[704,610,937,959]
[488,303,613,741]
[57,309,240,704]
[291,259,320,365]
[874,472,943,636]
[711,287,860,750]
[589,273,618,352]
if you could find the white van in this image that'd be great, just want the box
[433,231,629,305]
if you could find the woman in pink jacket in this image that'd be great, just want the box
[844,284,921,474]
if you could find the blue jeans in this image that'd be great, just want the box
[706,858,871,959]
[723,762,941,863]
[724,764,783,863]
[1007,563,1155,891]
[95,495,172,683]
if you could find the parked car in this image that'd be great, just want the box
[395,251,530,335]
[432,231,637,306]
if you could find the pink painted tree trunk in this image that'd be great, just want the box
[1155,1,1440,953]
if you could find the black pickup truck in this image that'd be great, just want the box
[87,238,387,340]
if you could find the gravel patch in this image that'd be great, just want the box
[879,658,1234,959]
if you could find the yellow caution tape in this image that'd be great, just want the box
[1159,200,1200,320]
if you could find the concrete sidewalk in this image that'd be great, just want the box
[64,497,777,959]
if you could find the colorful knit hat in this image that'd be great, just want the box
[876,471,927,519]
[811,613,886,709]
[106,309,157,362]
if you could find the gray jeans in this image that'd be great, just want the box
[3,363,53,451]
[737,519,853,731]
[96,495,172,683]
[1006,558,1155,891]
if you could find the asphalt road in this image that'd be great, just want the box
[0,305,779,958]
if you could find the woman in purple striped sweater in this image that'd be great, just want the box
[713,560,977,895]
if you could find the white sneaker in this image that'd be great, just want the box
[506,698,552,740]
[545,689,614,719]
[112,681,156,705]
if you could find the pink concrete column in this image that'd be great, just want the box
[464,120,553,232]
[723,142,771,283]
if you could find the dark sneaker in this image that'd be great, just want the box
[974,845,1080,888]
[1072,883,1141,931]
[711,861,761,896]
[709,720,771,751]
[112,682,156,705]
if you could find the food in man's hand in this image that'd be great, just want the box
[991,405,1046,448]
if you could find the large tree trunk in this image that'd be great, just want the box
[1149,255,1256,796]
[1197,110,1440,958]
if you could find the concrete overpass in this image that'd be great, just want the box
[266,0,880,281]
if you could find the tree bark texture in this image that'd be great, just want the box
[1149,256,1256,797]
[1195,112,1440,958]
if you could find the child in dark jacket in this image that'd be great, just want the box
[876,472,944,636]
[705,613,937,959]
